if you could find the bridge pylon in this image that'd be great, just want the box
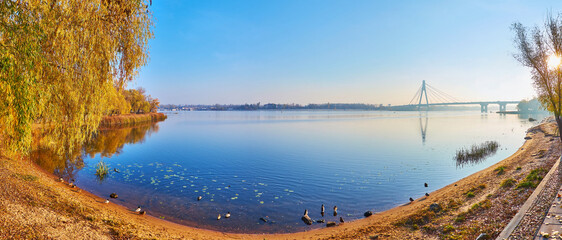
[418,80,429,110]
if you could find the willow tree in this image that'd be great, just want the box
[513,14,562,140]
[0,0,152,154]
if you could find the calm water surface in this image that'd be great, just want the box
[34,111,546,233]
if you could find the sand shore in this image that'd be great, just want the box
[0,119,560,239]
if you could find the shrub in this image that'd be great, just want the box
[465,192,475,198]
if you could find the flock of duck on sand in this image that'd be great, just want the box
[58,175,431,227]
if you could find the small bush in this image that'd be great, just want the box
[465,191,475,198]
[501,178,516,188]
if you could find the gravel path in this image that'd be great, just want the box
[506,158,562,239]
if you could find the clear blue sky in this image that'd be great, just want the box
[134,0,562,105]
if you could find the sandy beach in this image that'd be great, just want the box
[0,119,560,239]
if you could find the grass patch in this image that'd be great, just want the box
[465,192,475,198]
[494,166,506,175]
[516,168,547,189]
[16,174,38,182]
[443,224,455,233]
[470,199,491,211]
[500,178,516,188]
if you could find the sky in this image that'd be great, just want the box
[134,0,562,105]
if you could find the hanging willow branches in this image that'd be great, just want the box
[0,0,153,154]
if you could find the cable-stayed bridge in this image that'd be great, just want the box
[392,80,519,112]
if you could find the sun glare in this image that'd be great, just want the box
[548,54,562,69]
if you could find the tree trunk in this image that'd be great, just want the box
[555,115,562,144]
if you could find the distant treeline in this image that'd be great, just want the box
[159,103,392,111]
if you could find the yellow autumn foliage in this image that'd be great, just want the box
[0,0,152,154]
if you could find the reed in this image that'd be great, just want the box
[454,141,499,167]
[95,160,109,180]
[99,112,167,127]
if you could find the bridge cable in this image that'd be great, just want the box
[408,86,423,105]
[427,89,449,104]
[425,84,456,103]
[425,84,463,103]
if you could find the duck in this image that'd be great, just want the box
[333,206,338,216]
[316,219,325,223]
[364,211,373,217]
[321,204,325,214]
[225,212,231,218]
[58,177,64,182]
[139,210,146,215]
[425,193,430,197]
[301,209,313,225]
[326,221,337,227]
[104,199,109,204]
[197,196,202,201]
[110,193,118,199]
[114,168,120,173]
[135,206,141,212]
[259,216,269,222]
[424,183,428,187]
[217,214,221,220]
[409,197,414,202]
[339,217,345,223]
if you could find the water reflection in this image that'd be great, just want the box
[419,112,428,144]
[32,123,160,181]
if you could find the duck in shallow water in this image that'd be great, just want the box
[321,204,325,215]
[104,199,109,204]
[340,217,344,223]
[217,214,221,220]
[301,209,313,225]
[197,196,202,201]
[333,206,338,216]
[225,212,231,218]
[409,197,414,202]
[135,206,141,212]
[425,193,430,197]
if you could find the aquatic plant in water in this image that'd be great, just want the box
[95,160,109,181]
[454,141,499,168]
